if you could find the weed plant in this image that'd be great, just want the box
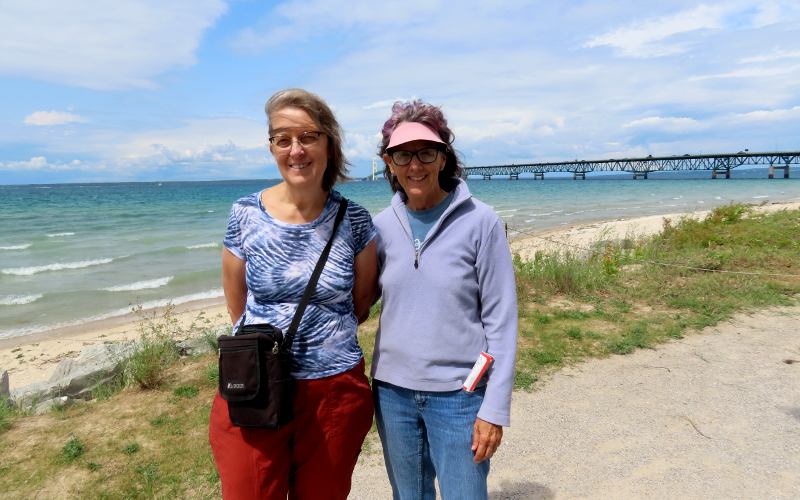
[0,204,797,497]
[124,305,182,389]
[512,204,799,389]
[91,373,126,401]
[61,436,86,462]
[0,397,17,433]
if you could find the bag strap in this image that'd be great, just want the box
[236,196,348,348]
[283,196,348,347]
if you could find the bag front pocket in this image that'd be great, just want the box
[218,339,261,402]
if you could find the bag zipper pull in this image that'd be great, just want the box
[414,249,420,269]
[272,341,280,354]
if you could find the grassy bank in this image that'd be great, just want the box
[512,203,799,387]
[1,204,797,497]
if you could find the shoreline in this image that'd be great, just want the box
[509,200,800,259]
[2,200,798,391]
[0,298,229,390]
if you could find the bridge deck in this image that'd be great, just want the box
[463,151,798,179]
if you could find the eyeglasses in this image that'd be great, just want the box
[269,131,325,150]
[389,147,442,166]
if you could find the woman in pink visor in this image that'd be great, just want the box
[371,100,519,499]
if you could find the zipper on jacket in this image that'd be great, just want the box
[391,184,471,270]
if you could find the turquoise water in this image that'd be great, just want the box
[1,174,798,339]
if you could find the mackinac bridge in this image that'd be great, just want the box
[460,151,799,180]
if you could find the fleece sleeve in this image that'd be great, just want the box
[474,218,519,427]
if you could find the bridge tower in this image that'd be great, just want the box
[633,171,649,180]
[371,158,378,181]
[534,171,544,180]
[711,158,731,179]
[573,171,586,180]
[768,162,791,179]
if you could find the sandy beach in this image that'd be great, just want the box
[509,200,800,259]
[2,200,798,392]
[0,300,229,390]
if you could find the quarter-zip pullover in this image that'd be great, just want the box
[372,180,518,426]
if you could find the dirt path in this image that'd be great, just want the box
[350,305,800,499]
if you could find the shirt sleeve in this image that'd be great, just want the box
[223,202,245,260]
[475,218,518,427]
[348,201,377,254]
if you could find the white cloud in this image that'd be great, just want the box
[0,156,85,171]
[689,64,800,81]
[24,111,86,126]
[623,116,703,132]
[230,0,441,52]
[0,0,227,89]
[750,0,800,27]
[584,4,729,57]
[113,117,266,160]
[729,105,800,122]
[362,98,417,111]
[739,49,800,64]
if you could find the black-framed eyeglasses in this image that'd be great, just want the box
[269,131,324,150]
[389,147,442,166]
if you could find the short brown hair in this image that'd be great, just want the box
[266,88,350,191]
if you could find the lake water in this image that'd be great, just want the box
[1,171,798,339]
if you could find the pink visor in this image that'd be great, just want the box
[387,122,445,149]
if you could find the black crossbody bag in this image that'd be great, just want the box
[217,197,348,428]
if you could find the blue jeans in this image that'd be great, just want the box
[373,380,489,500]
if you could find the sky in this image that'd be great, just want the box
[1,0,799,184]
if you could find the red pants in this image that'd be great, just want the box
[209,359,373,499]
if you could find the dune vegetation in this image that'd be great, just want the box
[1,204,798,498]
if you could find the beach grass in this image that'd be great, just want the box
[512,203,800,388]
[0,203,798,496]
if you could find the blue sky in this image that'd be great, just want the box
[1,0,799,184]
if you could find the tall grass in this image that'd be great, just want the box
[512,204,800,389]
[0,203,797,496]
[0,397,17,433]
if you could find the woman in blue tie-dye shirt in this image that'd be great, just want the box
[209,88,377,500]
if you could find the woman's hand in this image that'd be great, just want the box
[471,417,503,463]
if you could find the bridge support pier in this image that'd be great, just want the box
[509,173,519,180]
[534,172,544,180]
[711,168,731,179]
[483,175,492,180]
[573,171,586,180]
[632,171,649,180]
[768,163,790,179]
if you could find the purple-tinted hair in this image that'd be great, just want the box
[377,100,463,198]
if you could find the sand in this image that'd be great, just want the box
[0,300,229,390]
[1,201,798,496]
[509,200,800,259]
[2,200,798,391]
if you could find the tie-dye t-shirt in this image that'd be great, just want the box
[224,189,376,380]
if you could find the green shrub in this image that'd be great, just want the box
[0,397,16,433]
[173,386,199,399]
[514,249,618,299]
[125,334,178,389]
[122,442,140,455]
[91,373,126,401]
[62,436,86,462]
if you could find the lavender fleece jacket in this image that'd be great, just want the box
[372,180,519,427]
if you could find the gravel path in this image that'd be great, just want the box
[350,305,800,499]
